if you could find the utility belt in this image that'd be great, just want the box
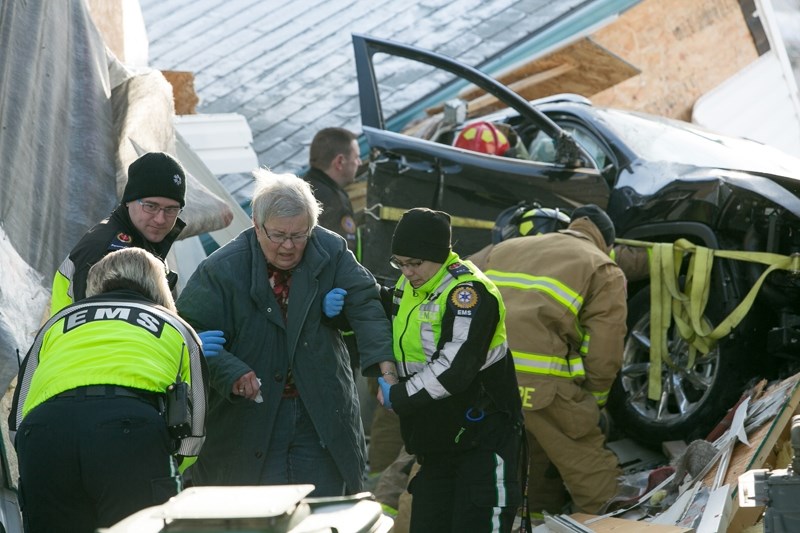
[55,385,164,411]
[54,384,189,448]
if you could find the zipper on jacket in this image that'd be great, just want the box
[398,298,425,377]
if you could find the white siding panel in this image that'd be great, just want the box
[693,52,800,158]
[174,113,259,174]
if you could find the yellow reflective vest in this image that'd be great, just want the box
[391,253,508,379]
[11,290,208,458]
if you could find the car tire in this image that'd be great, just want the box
[607,284,751,447]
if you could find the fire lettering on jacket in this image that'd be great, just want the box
[63,306,165,337]
[519,386,536,408]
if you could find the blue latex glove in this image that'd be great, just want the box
[323,288,347,318]
[197,330,226,357]
[378,376,393,410]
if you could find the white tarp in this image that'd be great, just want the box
[0,0,231,391]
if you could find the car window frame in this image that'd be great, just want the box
[352,33,597,170]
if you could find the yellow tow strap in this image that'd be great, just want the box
[368,204,495,229]
[616,238,800,401]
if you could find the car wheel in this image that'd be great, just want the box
[607,285,749,446]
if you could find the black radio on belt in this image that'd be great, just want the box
[165,346,191,440]
[165,381,191,439]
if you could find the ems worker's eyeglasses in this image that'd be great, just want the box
[137,200,182,218]
[390,257,424,270]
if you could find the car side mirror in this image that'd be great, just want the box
[554,131,596,169]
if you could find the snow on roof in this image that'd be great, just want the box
[139,0,586,200]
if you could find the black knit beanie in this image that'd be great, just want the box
[571,204,615,246]
[122,152,187,207]
[392,208,452,263]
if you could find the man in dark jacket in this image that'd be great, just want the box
[303,127,360,255]
[50,151,187,315]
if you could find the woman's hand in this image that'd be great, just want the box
[233,371,261,400]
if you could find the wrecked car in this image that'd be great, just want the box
[352,33,800,445]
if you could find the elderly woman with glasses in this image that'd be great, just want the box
[177,169,397,496]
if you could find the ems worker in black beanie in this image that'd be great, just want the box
[50,151,189,315]
[377,207,524,532]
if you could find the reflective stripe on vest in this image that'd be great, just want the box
[580,333,590,355]
[591,388,610,406]
[393,256,508,382]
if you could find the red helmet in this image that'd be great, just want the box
[454,121,510,156]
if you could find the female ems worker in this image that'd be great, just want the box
[9,248,209,532]
[377,208,523,533]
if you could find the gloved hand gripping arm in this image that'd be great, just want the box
[197,330,226,357]
[378,376,394,411]
[323,288,347,318]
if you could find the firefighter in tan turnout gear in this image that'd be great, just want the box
[471,204,627,516]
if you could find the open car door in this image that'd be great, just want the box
[352,34,610,282]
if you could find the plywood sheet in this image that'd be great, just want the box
[702,375,800,487]
[591,0,759,121]
[466,38,639,117]
[162,71,199,115]
[425,37,640,118]
[423,0,759,126]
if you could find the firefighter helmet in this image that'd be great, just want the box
[491,204,570,244]
[492,204,527,243]
[454,121,510,156]
[518,207,571,237]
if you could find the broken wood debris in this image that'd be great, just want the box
[535,373,800,532]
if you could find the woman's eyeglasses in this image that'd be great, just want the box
[263,227,310,245]
[390,257,423,270]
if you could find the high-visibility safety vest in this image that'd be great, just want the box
[50,263,75,316]
[391,253,509,379]
[11,293,208,458]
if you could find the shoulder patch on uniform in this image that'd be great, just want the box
[447,262,472,278]
[108,233,133,251]
[450,284,479,311]
[341,215,357,234]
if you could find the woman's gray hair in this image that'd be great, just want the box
[250,168,321,229]
[86,248,176,312]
